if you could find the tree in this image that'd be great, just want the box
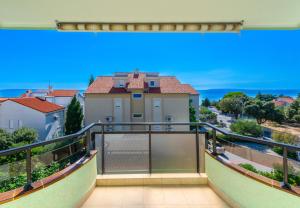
[223,92,249,102]
[189,99,197,123]
[0,129,13,150]
[244,100,284,124]
[219,97,243,119]
[12,127,37,144]
[255,92,276,102]
[65,96,84,135]
[199,107,217,123]
[88,74,95,86]
[201,98,211,107]
[230,120,262,137]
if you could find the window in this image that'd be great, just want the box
[132,113,143,118]
[132,93,143,99]
[118,80,125,87]
[9,120,14,129]
[18,120,23,128]
[149,80,155,87]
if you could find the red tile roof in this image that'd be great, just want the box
[273,97,295,107]
[86,73,198,95]
[0,98,8,103]
[47,90,77,97]
[9,98,64,113]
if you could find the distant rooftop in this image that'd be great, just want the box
[86,71,198,95]
[4,97,64,113]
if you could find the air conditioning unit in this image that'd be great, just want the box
[165,115,173,122]
[105,116,113,122]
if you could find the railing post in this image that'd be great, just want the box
[86,129,91,156]
[24,148,32,191]
[149,124,152,174]
[212,129,217,155]
[195,124,200,173]
[282,147,290,189]
[101,123,105,174]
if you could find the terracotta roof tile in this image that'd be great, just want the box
[0,98,8,103]
[85,73,198,95]
[47,90,77,97]
[9,98,64,113]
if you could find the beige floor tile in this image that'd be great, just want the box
[81,185,231,208]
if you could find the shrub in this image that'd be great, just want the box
[12,127,37,144]
[293,115,300,123]
[201,98,211,107]
[230,120,263,137]
[199,107,217,123]
[0,129,13,150]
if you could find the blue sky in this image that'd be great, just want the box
[0,29,299,90]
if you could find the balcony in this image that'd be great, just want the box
[0,122,300,208]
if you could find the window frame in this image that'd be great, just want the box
[132,113,143,119]
[149,80,155,87]
[132,93,143,100]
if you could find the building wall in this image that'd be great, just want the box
[0,100,46,139]
[85,93,190,130]
[84,94,131,125]
[45,110,65,139]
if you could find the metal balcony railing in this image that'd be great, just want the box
[0,122,300,192]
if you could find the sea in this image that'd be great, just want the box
[0,89,299,101]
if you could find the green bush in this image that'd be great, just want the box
[12,127,37,144]
[0,129,13,151]
[230,120,263,137]
[239,163,300,186]
[199,107,217,123]
[293,115,300,123]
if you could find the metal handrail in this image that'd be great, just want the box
[1,121,299,190]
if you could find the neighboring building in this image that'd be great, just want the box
[85,71,199,130]
[21,87,84,109]
[273,96,295,107]
[0,97,65,141]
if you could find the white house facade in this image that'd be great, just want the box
[0,98,65,141]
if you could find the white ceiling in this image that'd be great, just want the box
[0,0,300,30]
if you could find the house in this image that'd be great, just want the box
[21,87,84,109]
[273,96,295,107]
[0,97,65,141]
[85,71,199,130]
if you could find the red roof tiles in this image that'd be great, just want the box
[8,98,64,113]
[86,73,198,95]
[0,98,8,103]
[47,90,77,97]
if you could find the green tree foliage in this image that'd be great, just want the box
[12,127,37,144]
[244,100,284,124]
[201,98,211,107]
[284,99,300,123]
[65,96,84,135]
[219,92,249,119]
[199,107,217,124]
[88,74,95,86]
[189,99,197,122]
[0,129,13,150]
[255,92,277,102]
[219,97,243,119]
[230,119,263,137]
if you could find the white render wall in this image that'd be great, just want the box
[0,100,64,141]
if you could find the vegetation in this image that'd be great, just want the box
[88,74,95,86]
[65,96,84,135]
[218,92,249,119]
[199,107,217,124]
[244,100,284,124]
[201,98,211,107]
[255,92,277,102]
[12,127,38,144]
[239,163,300,186]
[0,128,37,151]
[271,131,298,159]
[230,119,263,137]
[284,99,300,123]
[189,99,197,123]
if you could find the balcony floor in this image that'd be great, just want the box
[82,185,230,208]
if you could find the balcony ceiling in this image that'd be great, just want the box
[0,0,300,30]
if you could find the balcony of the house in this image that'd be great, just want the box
[0,122,300,208]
